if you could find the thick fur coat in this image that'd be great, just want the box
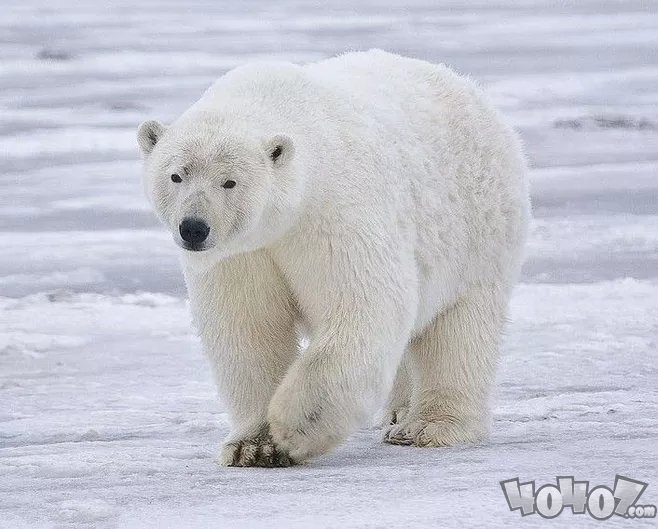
[137,50,530,467]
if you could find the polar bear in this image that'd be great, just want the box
[137,50,530,467]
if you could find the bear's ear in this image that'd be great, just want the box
[137,120,166,156]
[265,134,294,167]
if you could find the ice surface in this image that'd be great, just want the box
[1,1,657,528]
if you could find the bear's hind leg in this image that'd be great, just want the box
[381,354,412,429]
[385,283,508,447]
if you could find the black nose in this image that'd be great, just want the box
[179,218,210,245]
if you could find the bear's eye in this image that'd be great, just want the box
[171,174,182,183]
[222,179,236,189]
[270,145,282,161]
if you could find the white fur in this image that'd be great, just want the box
[137,50,530,466]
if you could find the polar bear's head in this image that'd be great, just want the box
[137,113,301,264]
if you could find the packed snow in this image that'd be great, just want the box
[1,1,657,527]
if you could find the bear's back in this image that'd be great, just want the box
[187,51,482,140]
[305,49,467,109]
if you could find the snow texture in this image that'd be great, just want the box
[1,1,657,528]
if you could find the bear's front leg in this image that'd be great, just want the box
[183,252,299,467]
[267,295,415,463]
[266,227,418,463]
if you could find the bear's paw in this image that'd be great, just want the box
[218,426,295,468]
[383,416,486,447]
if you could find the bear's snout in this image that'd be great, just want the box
[179,218,210,250]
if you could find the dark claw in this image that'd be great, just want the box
[386,433,414,446]
[226,425,296,468]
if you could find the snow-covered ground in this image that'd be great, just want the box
[1,1,657,527]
